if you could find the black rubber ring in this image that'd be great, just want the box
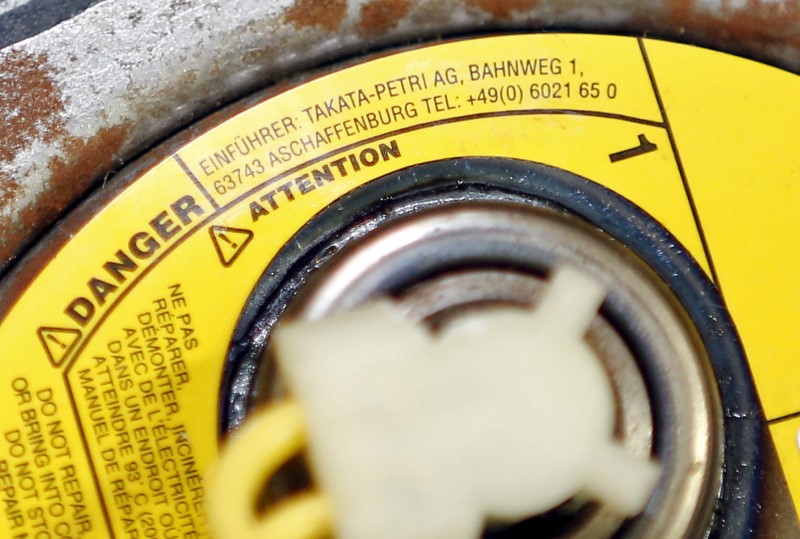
[221,157,763,539]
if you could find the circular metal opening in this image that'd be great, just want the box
[220,158,761,538]
[253,202,722,538]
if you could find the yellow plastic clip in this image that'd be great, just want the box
[207,401,333,539]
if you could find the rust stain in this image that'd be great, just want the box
[668,0,800,47]
[0,50,65,165]
[0,122,131,269]
[46,122,132,208]
[284,0,347,32]
[667,0,694,22]
[357,0,411,36]
[465,0,542,19]
[60,122,129,169]
[0,49,66,264]
[0,170,17,207]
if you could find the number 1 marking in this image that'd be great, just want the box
[609,134,658,163]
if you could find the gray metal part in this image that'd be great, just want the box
[0,0,105,49]
[1,0,799,271]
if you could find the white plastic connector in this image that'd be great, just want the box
[273,266,661,539]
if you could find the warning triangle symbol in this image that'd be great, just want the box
[209,226,254,267]
[37,327,82,367]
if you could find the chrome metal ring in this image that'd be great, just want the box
[277,201,721,538]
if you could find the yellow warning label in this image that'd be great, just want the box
[176,34,664,208]
[38,327,82,367]
[0,34,796,537]
[642,40,800,421]
[770,418,800,519]
[209,226,254,267]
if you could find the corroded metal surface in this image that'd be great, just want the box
[0,0,799,272]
